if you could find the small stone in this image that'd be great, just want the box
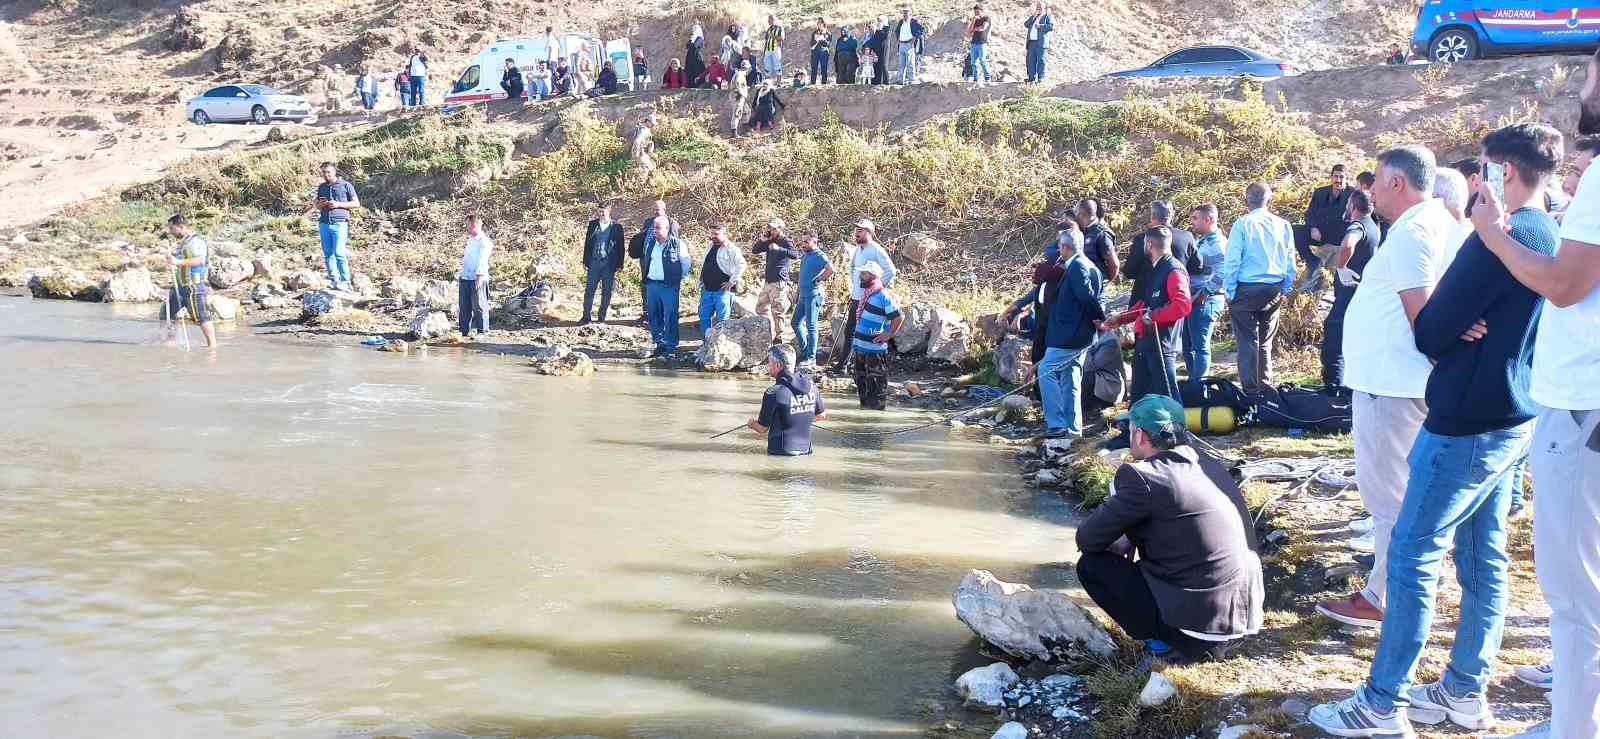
[1265,529,1289,545]
[1217,724,1267,739]
[1041,674,1079,688]
[991,722,1027,739]
[1324,564,1361,582]
[1018,694,1032,706]
[380,339,409,353]
[1279,697,1310,716]
[905,381,924,397]
[948,419,966,429]
[955,662,1019,711]
[1138,672,1176,707]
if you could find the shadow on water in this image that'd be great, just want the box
[0,334,146,346]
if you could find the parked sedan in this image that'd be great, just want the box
[185,84,313,125]
[1103,46,1296,79]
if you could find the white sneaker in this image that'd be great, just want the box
[1307,692,1415,737]
[1514,663,1553,690]
[1349,515,1375,535]
[1405,680,1494,730]
[1348,531,1376,553]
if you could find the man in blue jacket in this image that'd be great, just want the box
[1023,1,1053,83]
[581,201,625,324]
[641,217,692,357]
[1309,123,1563,736]
[1036,225,1105,438]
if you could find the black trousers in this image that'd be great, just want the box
[1320,283,1356,388]
[1075,552,1231,661]
[831,298,861,369]
[853,351,889,409]
[1129,331,1180,404]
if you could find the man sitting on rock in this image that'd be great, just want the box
[1075,394,1263,664]
[747,344,827,456]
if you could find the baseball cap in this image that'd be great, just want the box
[860,261,884,277]
[768,217,786,229]
[1126,394,1187,436]
[855,218,876,233]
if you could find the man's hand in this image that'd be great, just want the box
[164,254,176,266]
[1460,318,1488,342]
[722,282,735,291]
[1471,180,1508,237]
[871,332,891,344]
[1310,227,1322,242]
[1111,535,1135,560]
[1336,267,1361,287]
[746,418,765,433]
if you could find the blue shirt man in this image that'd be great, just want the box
[792,234,835,365]
[1220,184,1295,391]
[641,220,691,356]
[312,162,359,290]
[1038,228,1105,437]
[1184,204,1228,392]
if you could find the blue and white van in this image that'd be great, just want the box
[1412,1,1600,62]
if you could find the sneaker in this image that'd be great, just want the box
[1406,680,1494,730]
[1315,591,1384,629]
[1348,531,1376,553]
[1514,663,1553,690]
[1349,514,1375,535]
[1308,692,1414,737]
[1042,428,1070,439]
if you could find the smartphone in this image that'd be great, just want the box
[1484,161,1506,203]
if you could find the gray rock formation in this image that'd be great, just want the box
[952,569,1116,662]
[207,256,252,289]
[100,267,160,303]
[29,269,100,301]
[300,290,346,320]
[409,308,453,340]
[995,336,1033,385]
[697,316,774,371]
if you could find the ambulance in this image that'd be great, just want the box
[443,34,636,104]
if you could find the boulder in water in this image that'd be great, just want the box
[207,256,253,288]
[528,342,595,376]
[995,336,1033,385]
[300,290,346,320]
[955,662,1018,712]
[409,308,453,340]
[381,338,409,353]
[100,267,160,303]
[952,569,1116,662]
[29,269,101,301]
[206,293,241,321]
[697,316,774,371]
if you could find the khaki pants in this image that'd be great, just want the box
[1532,407,1600,738]
[755,281,791,339]
[729,92,749,132]
[1353,392,1427,609]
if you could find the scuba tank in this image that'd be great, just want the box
[1185,405,1238,435]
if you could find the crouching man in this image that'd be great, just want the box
[747,344,827,456]
[1075,394,1263,663]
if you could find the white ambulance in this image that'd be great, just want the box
[443,34,635,104]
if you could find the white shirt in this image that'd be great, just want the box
[1532,165,1600,410]
[712,242,746,284]
[544,34,559,62]
[408,55,427,77]
[899,20,913,42]
[461,232,493,280]
[1341,199,1462,398]
[849,241,897,300]
[1028,19,1039,41]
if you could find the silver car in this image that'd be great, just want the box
[1103,46,1296,80]
[185,84,313,125]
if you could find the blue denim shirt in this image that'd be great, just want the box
[1192,230,1227,298]
[796,250,832,300]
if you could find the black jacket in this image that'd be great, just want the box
[630,216,682,276]
[583,219,625,273]
[1076,446,1263,637]
[1081,221,1118,280]
[1304,185,1353,245]
[1125,227,1201,303]
[501,67,525,98]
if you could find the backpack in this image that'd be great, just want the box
[1180,377,1251,414]
[1250,384,1353,434]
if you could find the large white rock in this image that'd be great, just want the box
[206,293,241,321]
[991,722,1029,739]
[409,308,453,340]
[1138,672,1176,707]
[895,302,939,353]
[955,662,1018,712]
[952,569,1116,662]
[207,256,253,288]
[995,336,1033,385]
[925,306,973,363]
[697,316,774,371]
[100,267,160,303]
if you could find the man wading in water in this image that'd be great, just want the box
[163,213,217,350]
[747,344,827,455]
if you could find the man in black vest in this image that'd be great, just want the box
[1076,394,1263,663]
[1074,198,1120,282]
[1102,226,1193,404]
[629,199,680,324]
[1302,164,1354,274]
[581,201,625,324]
[747,344,828,455]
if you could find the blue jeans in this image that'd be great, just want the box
[699,289,731,340]
[1026,44,1045,81]
[318,221,350,286]
[969,43,990,81]
[457,277,488,335]
[1182,294,1224,391]
[360,92,376,110]
[1038,345,1086,434]
[1361,423,1533,712]
[409,76,425,106]
[897,42,918,83]
[1508,454,1527,511]
[645,281,680,353]
[531,78,551,99]
[791,290,824,362]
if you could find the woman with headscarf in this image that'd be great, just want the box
[574,46,594,93]
[632,48,650,91]
[662,58,689,89]
[834,25,859,85]
[686,22,706,83]
[750,80,785,132]
[866,18,890,85]
[720,24,739,68]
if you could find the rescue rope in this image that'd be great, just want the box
[708,379,1039,439]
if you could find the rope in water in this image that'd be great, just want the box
[709,379,1038,439]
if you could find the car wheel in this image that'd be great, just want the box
[191,109,210,125]
[251,105,269,125]
[1430,28,1478,63]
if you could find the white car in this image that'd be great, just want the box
[185,84,313,125]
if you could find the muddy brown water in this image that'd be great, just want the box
[0,296,1084,738]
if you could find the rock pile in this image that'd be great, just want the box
[529,342,595,377]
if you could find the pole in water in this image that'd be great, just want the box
[709,423,746,440]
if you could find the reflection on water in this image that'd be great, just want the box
[0,297,1083,738]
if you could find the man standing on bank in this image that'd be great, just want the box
[312,161,359,291]
[753,217,798,342]
[1075,394,1263,664]
[748,344,828,456]
[1220,182,1296,392]
[831,219,897,372]
[581,202,625,325]
[851,261,904,410]
[642,217,692,357]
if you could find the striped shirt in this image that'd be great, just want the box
[764,25,784,52]
[851,290,901,354]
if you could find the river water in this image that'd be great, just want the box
[0,296,1082,738]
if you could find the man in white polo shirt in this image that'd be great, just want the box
[1314,144,1462,630]
[1469,47,1600,739]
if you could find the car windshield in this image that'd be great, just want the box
[239,85,280,96]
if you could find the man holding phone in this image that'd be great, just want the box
[312,162,359,291]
